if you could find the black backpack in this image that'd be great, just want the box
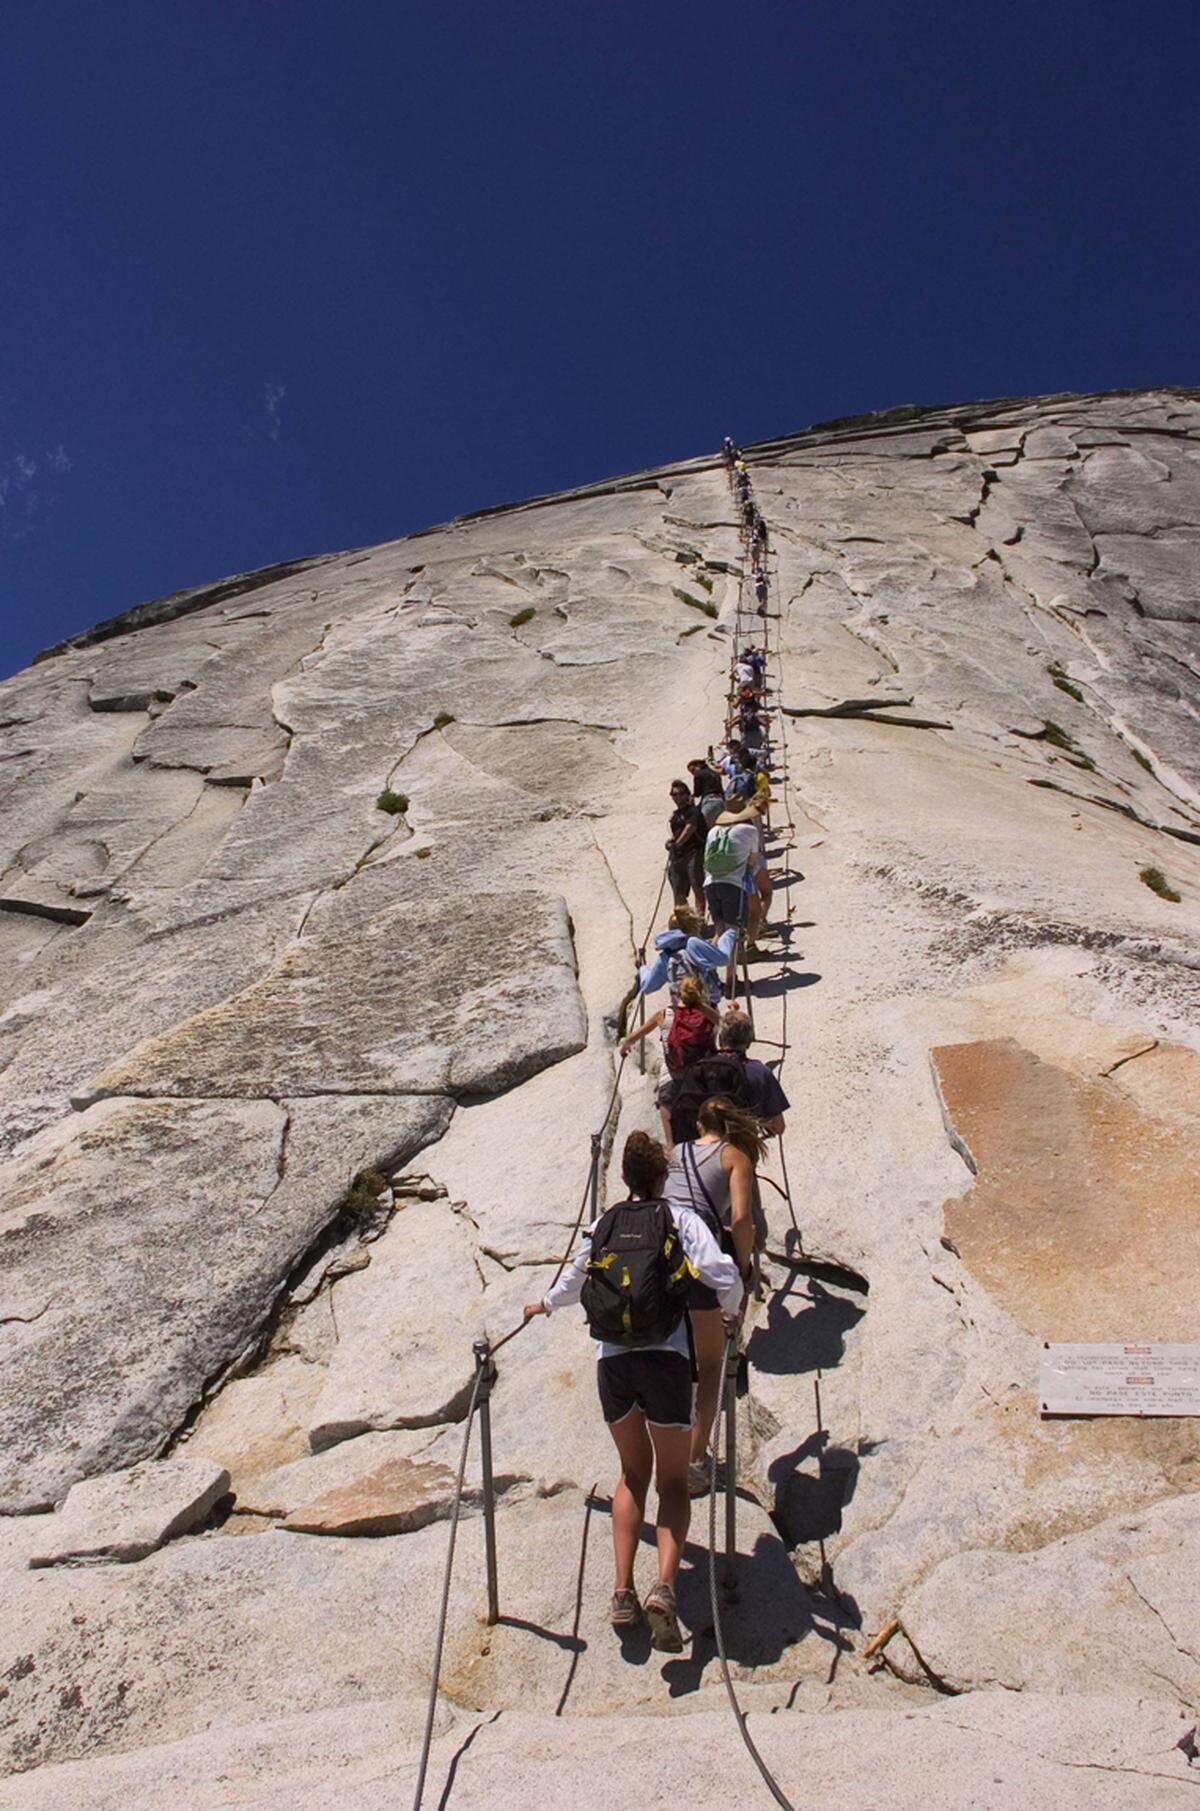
[669,1054,751,1145]
[580,1198,692,1347]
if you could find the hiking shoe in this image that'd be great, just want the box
[610,1588,642,1627]
[687,1460,711,1497]
[644,1582,683,1653]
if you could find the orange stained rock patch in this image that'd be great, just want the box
[934,1037,1200,1343]
[282,1455,456,1537]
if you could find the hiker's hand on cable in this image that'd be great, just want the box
[523,1300,547,1322]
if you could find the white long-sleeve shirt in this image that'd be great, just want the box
[543,1200,744,1359]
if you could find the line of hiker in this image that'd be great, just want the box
[523,439,794,1656]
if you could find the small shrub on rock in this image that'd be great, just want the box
[1042,720,1095,771]
[1047,662,1084,703]
[341,1168,390,1223]
[1140,866,1181,902]
[673,587,718,619]
[376,789,409,814]
[432,712,455,730]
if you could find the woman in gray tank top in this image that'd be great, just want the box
[664,1098,764,1493]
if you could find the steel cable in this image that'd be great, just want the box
[410,1364,486,1811]
[707,1331,798,1811]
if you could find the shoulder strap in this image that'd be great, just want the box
[682,1142,721,1225]
[589,1201,624,1248]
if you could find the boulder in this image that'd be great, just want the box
[0,1093,452,1510]
[28,1458,230,1567]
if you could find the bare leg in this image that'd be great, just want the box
[608,1409,653,1591]
[688,1308,725,1465]
[648,1421,692,1586]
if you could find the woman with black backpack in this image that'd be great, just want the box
[663,1097,765,1494]
[524,1131,743,1653]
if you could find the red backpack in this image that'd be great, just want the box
[664,1005,715,1077]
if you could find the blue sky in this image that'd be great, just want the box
[2,0,1196,675]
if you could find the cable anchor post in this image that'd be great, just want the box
[635,947,647,1073]
[588,1131,602,1220]
[472,1337,500,1626]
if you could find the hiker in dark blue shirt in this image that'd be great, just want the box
[717,1008,789,1133]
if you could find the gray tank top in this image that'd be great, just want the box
[664,1139,731,1234]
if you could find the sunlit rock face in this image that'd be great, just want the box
[1,389,1199,1807]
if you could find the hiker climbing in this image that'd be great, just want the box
[665,778,708,916]
[703,794,762,938]
[717,1006,789,1132]
[662,1100,764,1494]
[524,1131,744,1651]
[620,974,719,1144]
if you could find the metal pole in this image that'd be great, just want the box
[589,1132,601,1219]
[472,1338,499,1626]
[741,945,755,1034]
[635,947,646,1073]
[722,1332,739,1599]
[725,930,739,1003]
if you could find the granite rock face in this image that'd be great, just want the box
[1,387,1199,1805]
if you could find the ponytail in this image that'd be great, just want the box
[697,1095,767,1165]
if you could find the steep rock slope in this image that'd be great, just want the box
[2,388,1199,1806]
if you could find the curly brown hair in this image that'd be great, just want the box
[621,1130,669,1199]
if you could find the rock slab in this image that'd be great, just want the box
[29,1457,230,1567]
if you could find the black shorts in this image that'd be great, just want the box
[704,880,745,927]
[668,850,705,901]
[597,1350,694,1428]
[667,854,693,902]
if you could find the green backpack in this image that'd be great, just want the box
[704,826,742,878]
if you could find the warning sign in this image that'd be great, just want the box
[1040,1343,1200,1417]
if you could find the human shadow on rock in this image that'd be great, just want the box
[585,1505,827,1686]
[753,969,821,999]
[664,1530,855,1695]
[769,1427,860,1548]
[747,1275,865,1379]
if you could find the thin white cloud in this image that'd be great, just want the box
[0,445,72,541]
[263,383,286,442]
